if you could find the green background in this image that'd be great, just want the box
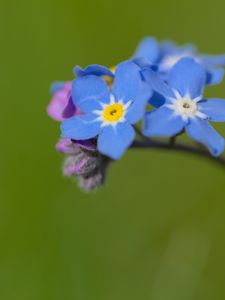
[1,0,225,299]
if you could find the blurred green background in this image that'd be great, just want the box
[1,0,225,299]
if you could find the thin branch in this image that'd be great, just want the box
[131,140,225,169]
[169,136,176,146]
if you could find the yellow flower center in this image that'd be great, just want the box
[103,103,124,122]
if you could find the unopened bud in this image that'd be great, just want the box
[78,171,105,192]
[56,138,81,155]
[63,152,99,177]
[77,156,111,192]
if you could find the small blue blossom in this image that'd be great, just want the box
[61,60,152,160]
[134,37,225,86]
[142,58,225,156]
[47,37,225,192]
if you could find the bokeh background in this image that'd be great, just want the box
[1,0,225,299]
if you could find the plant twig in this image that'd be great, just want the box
[169,136,176,146]
[131,140,225,169]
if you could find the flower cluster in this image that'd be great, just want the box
[47,37,225,191]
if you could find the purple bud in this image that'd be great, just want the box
[72,139,97,152]
[56,138,97,154]
[47,82,72,121]
[63,153,99,177]
[77,156,111,192]
[62,96,82,119]
[78,171,105,192]
[56,138,81,155]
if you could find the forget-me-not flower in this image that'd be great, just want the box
[134,36,225,86]
[61,60,152,160]
[142,58,225,156]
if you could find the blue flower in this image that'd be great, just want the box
[61,60,152,160]
[133,37,225,86]
[142,58,225,156]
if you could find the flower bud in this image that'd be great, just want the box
[77,155,111,192]
[78,171,105,192]
[56,138,81,155]
[63,152,100,177]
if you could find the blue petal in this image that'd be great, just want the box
[186,118,225,156]
[149,92,166,108]
[112,60,144,104]
[141,68,175,99]
[126,80,152,124]
[176,44,197,54]
[132,57,154,69]
[97,123,135,160]
[61,114,101,140]
[206,69,224,85]
[160,41,196,57]
[133,37,160,63]
[72,75,110,112]
[168,57,207,98]
[198,98,225,122]
[50,81,66,94]
[143,107,184,137]
[74,64,114,78]
[159,40,177,56]
[200,54,225,67]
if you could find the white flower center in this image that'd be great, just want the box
[166,90,207,121]
[160,52,197,71]
[174,98,197,117]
